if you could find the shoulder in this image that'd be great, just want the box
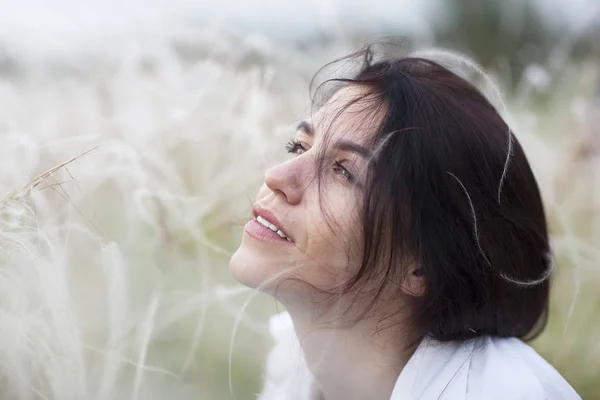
[257,311,316,400]
[465,336,581,400]
[394,335,581,400]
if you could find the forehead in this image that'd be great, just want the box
[310,85,384,146]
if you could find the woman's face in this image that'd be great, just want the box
[229,85,379,300]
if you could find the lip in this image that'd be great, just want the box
[244,220,295,245]
[252,204,294,243]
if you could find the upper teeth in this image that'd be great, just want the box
[256,215,292,241]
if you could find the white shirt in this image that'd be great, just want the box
[258,311,581,400]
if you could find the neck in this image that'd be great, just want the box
[282,300,419,400]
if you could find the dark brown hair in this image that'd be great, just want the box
[285,42,551,343]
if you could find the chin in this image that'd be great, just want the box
[229,247,258,289]
[229,244,305,299]
[229,243,278,292]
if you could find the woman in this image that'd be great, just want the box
[229,43,581,400]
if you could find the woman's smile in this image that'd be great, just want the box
[244,219,295,245]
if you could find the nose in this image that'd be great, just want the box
[264,157,308,205]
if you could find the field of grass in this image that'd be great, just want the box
[0,28,598,399]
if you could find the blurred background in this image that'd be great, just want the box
[0,0,598,399]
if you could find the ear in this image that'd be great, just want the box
[400,264,426,297]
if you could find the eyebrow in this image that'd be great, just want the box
[296,120,372,159]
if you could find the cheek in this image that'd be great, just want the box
[300,195,363,290]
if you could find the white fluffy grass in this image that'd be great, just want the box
[0,26,598,399]
[0,28,325,399]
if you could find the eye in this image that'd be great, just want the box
[285,139,357,184]
[285,139,306,155]
[333,161,356,183]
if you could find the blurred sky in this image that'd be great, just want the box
[0,0,598,57]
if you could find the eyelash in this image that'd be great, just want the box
[284,139,356,183]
